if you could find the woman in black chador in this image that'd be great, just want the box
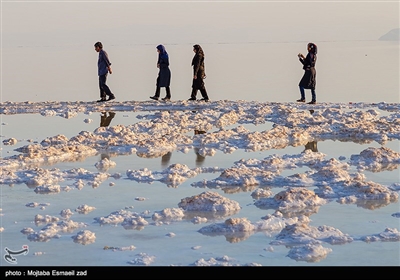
[150,44,171,101]
[188,44,209,102]
[297,42,317,104]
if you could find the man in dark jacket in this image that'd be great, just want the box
[188,44,209,102]
[94,42,115,102]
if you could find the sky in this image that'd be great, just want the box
[2,0,399,47]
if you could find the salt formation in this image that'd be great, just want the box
[22,219,88,242]
[287,244,333,262]
[103,245,136,251]
[271,223,353,246]
[178,191,241,212]
[127,253,156,266]
[121,215,149,230]
[166,232,176,237]
[0,100,399,265]
[75,204,96,214]
[190,255,262,266]
[360,228,400,242]
[60,209,73,219]
[3,138,17,145]
[34,184,61,194]
[95,157,116,171]
[34,214,60,225]
[255,187,326,209]
[199,212,300,242]
[72,230,96,245]
[25,202,50,208]
[350,146,400,172]
[94,209,149,230]
[152,208,185,224]
[251,188,273,199]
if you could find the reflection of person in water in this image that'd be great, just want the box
[304,110,318,152]
[304,141,318,152]
[303,109,318,152]
[98,112,116,162]
[194,130,206,166]
[100,111,116,127]
[161,152,172,168]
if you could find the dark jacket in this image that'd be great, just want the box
[192,53,205,78]
[98,49,111,76]
[299,53,317,89]
[156,45,171,87]
[299,53,316,70]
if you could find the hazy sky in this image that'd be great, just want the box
[2,0,399,47]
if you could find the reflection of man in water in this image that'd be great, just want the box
[99,112,116,161]
[194,130,206,166]
[100,111,116,127]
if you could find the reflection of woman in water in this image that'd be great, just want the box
[194,130,206,166]
[100,112,116,127]
[303,110,318,152]
[194,148,206,166]
[161,152,172,168]
[304,141,318,152]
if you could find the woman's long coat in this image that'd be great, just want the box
[299,53,317,90]
[156,53,171,88]
[191,53,206,90]
[192,53,205,79]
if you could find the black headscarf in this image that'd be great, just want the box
[193,44,204,57]
[308,43,317,54]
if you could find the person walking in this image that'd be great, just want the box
[297,42,317,104]
[188,44,209,102]
[150,45,171,101]
[94,42,115,102]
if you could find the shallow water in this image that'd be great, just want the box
[1,103,399,267]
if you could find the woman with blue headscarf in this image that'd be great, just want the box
[297,42,317,104]
[150,44,171,101]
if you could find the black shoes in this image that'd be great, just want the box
[150,96,159,100]
[97,95,115,102]
[296,99,315,104]
[188,98,209,102]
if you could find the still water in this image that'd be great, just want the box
[1,107,399,267]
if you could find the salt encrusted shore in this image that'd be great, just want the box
[1,100,399,265]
